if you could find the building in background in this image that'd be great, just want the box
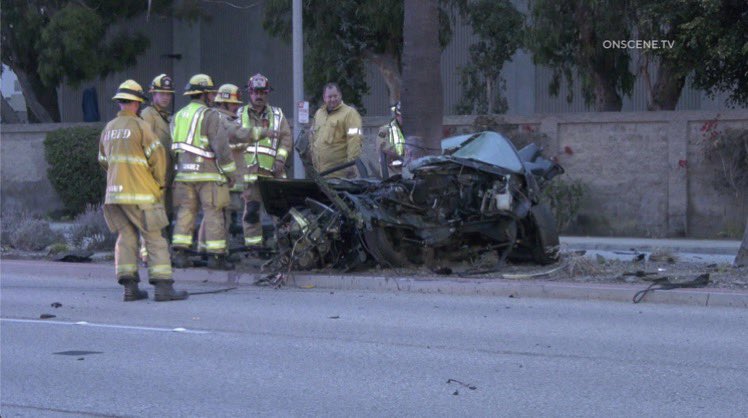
[1,65,28,123]
[13,2,743,123]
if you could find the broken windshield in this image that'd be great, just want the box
[441,131,523,173]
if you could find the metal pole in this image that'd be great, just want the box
[292,0,305,179]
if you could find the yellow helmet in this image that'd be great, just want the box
[150,74,174,93]
[112,79,146,102]
[214,84,242,104]
[183,73,217,96]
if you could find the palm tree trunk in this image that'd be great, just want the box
[401,0,443,159]
[736,218,748,267]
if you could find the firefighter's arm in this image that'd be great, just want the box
[205,110,237,179]
[98,137,108,171]
[168,118,178,159]
[141,121,167,189]
[345,109,363,162]
[276,113,293,164]
[141,107,156,129]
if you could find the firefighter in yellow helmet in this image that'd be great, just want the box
[237,73,292,248]
[377,101,405,177]
[197,83,246,252]
[170,74,238,270]
[99,79,187,302]
[141,74,176,217]
[310,82,363,178]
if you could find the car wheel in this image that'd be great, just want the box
[528,202,560,265]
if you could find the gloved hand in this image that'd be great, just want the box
[272,159,285,175]
[226,175,236,189]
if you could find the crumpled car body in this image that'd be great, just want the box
[258,131,564,271]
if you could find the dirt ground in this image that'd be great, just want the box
[242,249,748,290]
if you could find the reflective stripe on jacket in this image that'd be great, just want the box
[239,104,292,182]
[171,100,237,183]
[171,102,214,158]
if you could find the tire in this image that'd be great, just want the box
[528,203,560,265]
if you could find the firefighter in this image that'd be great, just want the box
[98,80,188,302]
[197,83,247,252]
[377,101,405,176]
[310,82,363,178]
[237,73,292,248]
[170,74,238,270]
[141,74,176,215]
[138,74,175,263]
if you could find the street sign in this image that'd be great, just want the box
[297,101,309,124]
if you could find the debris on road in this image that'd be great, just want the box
[633,273,711,303]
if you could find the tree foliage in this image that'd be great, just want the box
[262,0,457,112]
[1,1,190,122]
[455,0,524,115]
[527,0,747,111]
[676,0,748,106]
[526,0,635,111]
[631,0,701,110]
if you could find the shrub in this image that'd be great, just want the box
[69,204,117,251]
[44,126,105,215]
[1,208,24,246]
[542,178,587,233]
[9,216,64,251]
[701,127,748,197]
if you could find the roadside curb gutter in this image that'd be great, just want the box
[2,260,746,309]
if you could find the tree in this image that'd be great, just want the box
[262,0,456,111]
[632,0,701,110]
[737,218,748,267]
[0,1,191,122]
[454,0,524,115]
[526,0,635,111]
[401,0,443,158]
[676,0,748,106]
[632,0,748,110]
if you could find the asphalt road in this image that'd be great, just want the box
[2,266,747,417]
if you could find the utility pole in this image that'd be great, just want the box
[292,0,306,178]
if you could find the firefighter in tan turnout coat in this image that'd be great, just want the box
[237,74,292,248]
[98,80,188,302]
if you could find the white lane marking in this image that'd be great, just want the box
[1,318,209,334]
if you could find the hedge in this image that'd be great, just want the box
[44,126,105,215]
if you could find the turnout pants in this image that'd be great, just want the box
[241,181,264,246]
[172,181,230,254]
[197,191,244,251]
[103,204,172,283]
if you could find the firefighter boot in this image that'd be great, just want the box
[120,278,148,302]
[172,249,192,268]
[153,280,189,302]
[207,254,235,271]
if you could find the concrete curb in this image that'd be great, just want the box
[560,236,741,256]
[2,259,746,309]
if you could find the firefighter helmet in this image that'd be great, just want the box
[247,73,272,92]
[150,74,174,93]
[214,84,242,104]
[183,74,217,96]
[112,80,147,103]
[390,101,401,116]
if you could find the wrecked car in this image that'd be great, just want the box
[257,131,564,272]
